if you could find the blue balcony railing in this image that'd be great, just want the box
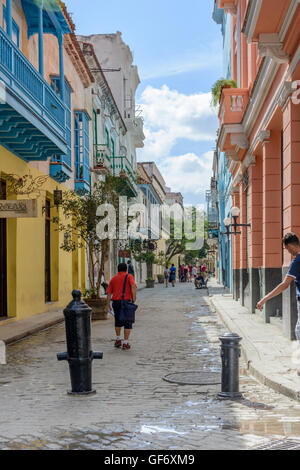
[0,27,67,154]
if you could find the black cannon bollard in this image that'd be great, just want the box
[57,290,103,395]
[218,333,242,399]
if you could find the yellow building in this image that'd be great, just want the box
[0,0,94,321]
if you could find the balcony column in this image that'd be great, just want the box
[58,31,65,101]
[262,130,283,323]
[6,0,12,39]
[38,1,44,77]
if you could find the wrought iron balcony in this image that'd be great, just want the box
[111,156,137,197]
[0,27,67,161]
[94,144,111,174]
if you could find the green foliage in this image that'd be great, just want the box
[53,177,120,298]
[211,78,238,107]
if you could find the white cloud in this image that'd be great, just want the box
[159,152,214,195]
[137,85,218,203]
[138,85,218,162]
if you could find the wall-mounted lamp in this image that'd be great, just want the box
[221,206,251,239]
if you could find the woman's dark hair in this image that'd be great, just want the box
[282,233,300,246]
[118,263,128,272]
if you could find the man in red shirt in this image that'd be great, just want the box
[106,263,137,350]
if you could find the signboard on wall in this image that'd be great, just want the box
[118,250,131,258]
[0,200,38,218]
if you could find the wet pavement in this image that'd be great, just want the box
[0,281,300,450]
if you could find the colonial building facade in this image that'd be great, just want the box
[213,0,300,339]
[0,0,94,321]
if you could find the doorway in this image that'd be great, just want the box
[45,199,51,302]
[0,180,7,317]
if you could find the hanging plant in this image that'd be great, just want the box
[211,78,238,108]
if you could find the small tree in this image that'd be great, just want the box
[53,176,120,299]
[130,239,157,280]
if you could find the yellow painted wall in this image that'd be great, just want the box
[0,147,80,321]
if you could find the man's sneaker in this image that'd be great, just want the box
[114,339,122,348]
[122,342,131,350]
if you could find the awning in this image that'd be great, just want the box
[21,0,71,38]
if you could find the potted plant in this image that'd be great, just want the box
[157,274,164,284]
[146,278,155,288]
[130,239,157,288]
[211,78,237,107]
[53,177,120,321]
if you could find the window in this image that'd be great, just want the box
[93,110,98,147]
[3,5,20,47]
[111,138,115,158]
[74,111,90,184]
[50,77,72,170]
[105,127,109,148]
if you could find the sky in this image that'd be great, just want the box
[64,0,223,206]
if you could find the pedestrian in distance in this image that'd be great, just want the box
[106,263,137,350]
[188,264,193,282]
[127,259,135,278]
[257,233,300,374]
[192,265,197,279]
[184,266,188,283]
[164,265,169,288]
[169,264,176,287]
[180,264,185,282]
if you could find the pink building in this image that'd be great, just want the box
[215,0,300,339]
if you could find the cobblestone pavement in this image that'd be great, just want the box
[0,281,300,450]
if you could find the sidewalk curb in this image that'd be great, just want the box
[2,288,146,349]
[3,316,65,346]
[209,294,300,402]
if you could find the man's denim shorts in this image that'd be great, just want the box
[112,300,133,330]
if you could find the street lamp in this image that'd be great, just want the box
[221,206,250,239]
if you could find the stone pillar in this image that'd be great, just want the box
[232,191,240,301]
[248,156,263,313]
[262,130,283,323]
[239,182,248,307]
[282,98,300,340]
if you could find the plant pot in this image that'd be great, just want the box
[84,297,108,321]
[146,279,155,288]
[157,276,164,284]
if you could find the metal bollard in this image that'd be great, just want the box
[57,290,103,395]
[218,333,242,399]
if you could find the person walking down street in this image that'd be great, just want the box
[257,233,300,374]
[184,266,188,283]
[164,266,169,288]
[127,259,135,278]
[106,263,137,350]
[169,264,176,287]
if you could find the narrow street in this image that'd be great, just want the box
[0,282,300,450]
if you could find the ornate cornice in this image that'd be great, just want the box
[258,34,289,63]
[258,130,271,144]
[223,2,237,15]
[230,133,249,149]
[225,150,240,162]
[278,81,294,109]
